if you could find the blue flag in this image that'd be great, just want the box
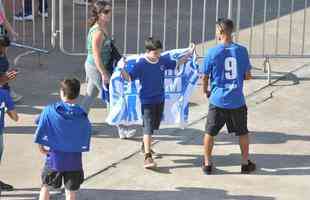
[34,102,92,152]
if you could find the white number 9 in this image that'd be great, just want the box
[224,57,237,80]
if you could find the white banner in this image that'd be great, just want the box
[106,48,200,127]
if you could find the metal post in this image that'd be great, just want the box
[202,0,207,55]
[249,0,255,55]
[215,0,219,44]
[13,0,16,31]
[32,0,36,45]
[42,0,46,48]
[263,0,267,56]
[137,0,141,53]
[235,0,241,42]
[275,0,281,55]
[189,0,193,44]
[85,0,89,52]
[163,0,167,51]
[150,0,154,36]
[289,0,294,55]
[123,0,128,54]
[228,0,233,19]
[22,0,25,42]
[301,0,307,55]
[51,0,56,48]
[176,0,180,48]
[112,0,115,38]
[72,1,76,51]
[265,57,272,84]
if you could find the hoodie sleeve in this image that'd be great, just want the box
[34,106,50,145]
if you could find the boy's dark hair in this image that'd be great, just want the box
[145,37,162,51]
[60,78,80,100]
[216,18,234,35]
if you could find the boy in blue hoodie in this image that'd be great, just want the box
[35,78,91,200]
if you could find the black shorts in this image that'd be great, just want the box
[205,104,249,136]
[141,102,164,135]
[41,165,84,191]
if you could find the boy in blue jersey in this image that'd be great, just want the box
[202,19,255,174]
[0,84,19,191]
[121,37,194,169]
[36,79,89,200]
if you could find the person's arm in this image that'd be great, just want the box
[120,69,131,82]
[0,70,18,85]
[245,70,252,80]
[244,48,252,81]
[202,50,212,98]
[3,19,18,39]
[202,75,210,98]
[38,144,48,155]
[92,30,111,83]
[0,3,18,39]
[5,91,18,121]
[7,110,18,121]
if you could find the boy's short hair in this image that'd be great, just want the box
[60,78,80,100]
[145,37,162,51]
[216,18,234,35]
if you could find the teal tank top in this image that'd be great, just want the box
[86,24,111,67]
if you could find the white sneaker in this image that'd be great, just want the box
[125,129,136,139]
[118,127,126,139]
[10,90,23,103]
[38,11,48,18]
[14,13,33,21]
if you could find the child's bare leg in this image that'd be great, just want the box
[39,185,50,200]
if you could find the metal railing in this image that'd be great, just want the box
[5,0,310,84]
[5,0,51,66]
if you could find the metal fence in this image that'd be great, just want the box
[5,0,310,60]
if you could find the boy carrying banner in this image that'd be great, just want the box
[120,37,194,169]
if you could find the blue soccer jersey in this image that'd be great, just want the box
[203,43,251,109]
[0,89,15,133]
[129,53,176,105]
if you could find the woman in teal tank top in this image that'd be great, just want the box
[81,0,112,114]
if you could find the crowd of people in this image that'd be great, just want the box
[0,1,256,200]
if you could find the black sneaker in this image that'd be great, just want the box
[202,159,213,175]
[0,181,14,191]
[241,160,256,174]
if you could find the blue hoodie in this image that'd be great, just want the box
[34,101,92,152]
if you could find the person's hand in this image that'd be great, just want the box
[120,69,131,81]
[118,57,127,69]
[102,73,110,86]
[38,145,48,155]
[189,43,196,54]
[6,70,18,81]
